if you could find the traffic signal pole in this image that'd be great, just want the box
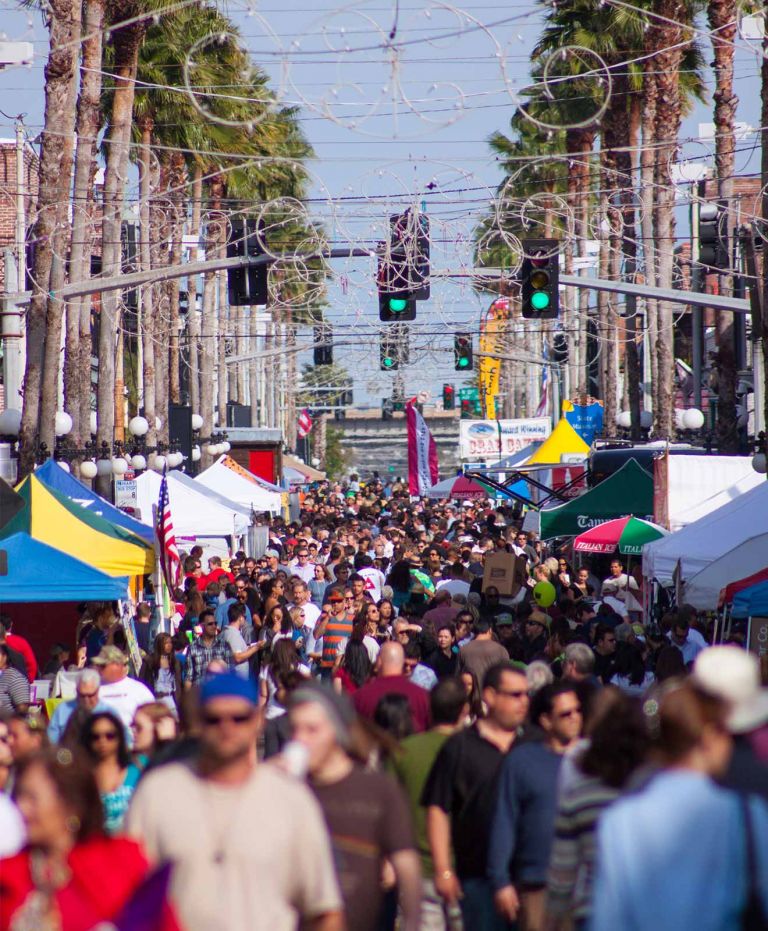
[3,255,751,314]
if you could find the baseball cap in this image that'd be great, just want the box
[327,590,345,603]
[692,646,768,733]
[528,610,550,627]
[264,549,280,559]
[200,671,258,707]
[91,645,128,666]
[496,612,514,627]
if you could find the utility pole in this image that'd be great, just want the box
[761,26,768,469]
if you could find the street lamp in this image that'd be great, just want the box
[0,408,22,437]
[54,411,73,437]
[128,416,149,437]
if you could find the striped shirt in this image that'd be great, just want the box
[321,615,354,669]
[0,667,30,712]
[546,767,621,920]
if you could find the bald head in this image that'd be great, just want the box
[378,641,405,676]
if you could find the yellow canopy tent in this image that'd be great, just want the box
[2,473,154,577]
[524,417,590,466]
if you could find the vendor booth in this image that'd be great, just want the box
[196,456,283,514]
[527,459,653,539]
[1,472,154,578]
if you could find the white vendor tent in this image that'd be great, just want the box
[643,480,768,608]
[134,470,250,538]
[682,536,768,610]
[196,456,282,514]
[171,471,252,523]
[663,455,763,531]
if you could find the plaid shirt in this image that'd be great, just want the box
[185,634,234,684]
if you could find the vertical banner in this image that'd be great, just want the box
[407,402,439,496]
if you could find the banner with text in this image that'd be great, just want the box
[459,417,551,461]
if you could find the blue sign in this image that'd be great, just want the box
[564,401,603,446]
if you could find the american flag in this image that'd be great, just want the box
[297,408,313,439]
[156,469,180,592]
[536,341,550,419]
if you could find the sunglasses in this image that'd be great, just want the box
[203,712,253,726]
[90,730,118,743]
[557,708,582,720]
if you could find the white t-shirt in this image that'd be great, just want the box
[98,676,155,730]
[126,763,342,931]
[289,602,321,629]
[358,567,386,602]
[336,634,380,665]
[259,664,311,719]
[436,578,471,599]
[289,562,316,584]
[0,794,25,857]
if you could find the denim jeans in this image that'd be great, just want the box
[459,877,516,931]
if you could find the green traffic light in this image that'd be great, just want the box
[457,357,470,368]
[383,357,395,368]
[531,291,551,310]
[388,297,408,313]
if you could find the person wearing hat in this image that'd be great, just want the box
[288,682,422,931]
[693,646,768,802]
[315,591,355,681]
[127,672,343,931]
[520,610,550,664]
[94,645,154,734]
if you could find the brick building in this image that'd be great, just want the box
[0,137,39,292]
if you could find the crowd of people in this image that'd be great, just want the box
[0,476,767,930]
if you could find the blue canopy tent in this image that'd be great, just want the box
[34,459,154,544]
[0,532,129,602]
[731,580,768,619]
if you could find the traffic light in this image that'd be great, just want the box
[382,397,394,421]
[313,325,333,366]
[698,201,728,270]
[377,209,429,321]
[552,331,569,364]
[460,399,472,419]
[380,332,400,370]
[227,218,268,306]
[454,334,473,371]
[442,384,455,410]
[521,239,559,320]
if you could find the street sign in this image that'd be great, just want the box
[115,479,138,511]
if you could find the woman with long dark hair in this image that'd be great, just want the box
[79,711,141,835]
[333,638,372,695]
[258,639,308,720]
[0,751,176,930]
[547,689,650,929]
[261,577,286,616]
[138,633,183,708]
[386,561,413,609]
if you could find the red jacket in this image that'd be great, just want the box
[5,634,37,681]
[0,837,179,931]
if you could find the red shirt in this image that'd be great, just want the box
[5,634,37,681]
[0,837,179,931]
[352,674,432,732]
[201,568,234,589]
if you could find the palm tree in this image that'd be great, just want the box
[18,0,82,475]
[708,0,738,451]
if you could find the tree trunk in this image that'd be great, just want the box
[151,162,171,443]
[138,115,157,448]
[18,0,82,475]
[640,64,659,419]
[97,18,146,491]
[166,151,186,404]
[187,165,203,416]
[650,0,688,438]
[66,0,103,450]
[200,173,224,460]
[709,0,739,451]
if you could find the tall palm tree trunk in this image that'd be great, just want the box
[138,115,156,448]
[167,151,186,404]
[709,0,738,451]
[650,0,689,438]
[187,166,203,415]
[18,0,82,475]
[66,0,103,449]
[640,64,659,419]
[97,18,146,487]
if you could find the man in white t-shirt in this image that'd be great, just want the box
[356,554,386,603]
[436,562,471,599]
[93,645,154,731]
[126,672,343,931]
[221,603,265,678]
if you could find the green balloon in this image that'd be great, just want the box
[533,580,556,608]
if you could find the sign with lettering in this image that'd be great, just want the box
[459,417,551,461]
